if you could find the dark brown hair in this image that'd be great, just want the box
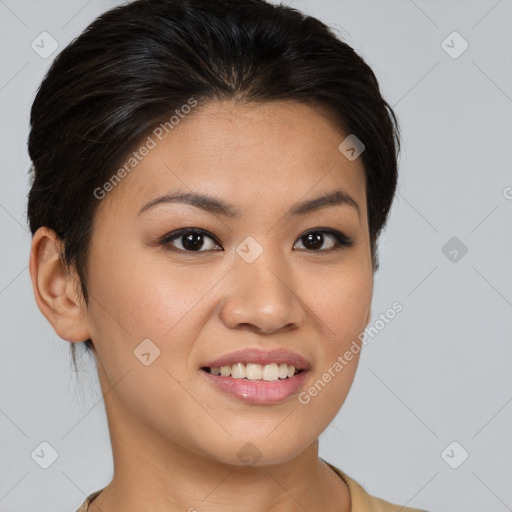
[27,0,401,368]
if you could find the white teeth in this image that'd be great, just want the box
[263,363,278,380]
[246,363,262,380]
[207,362,301,380]
[231,363,246,379]
[262,363,279,381]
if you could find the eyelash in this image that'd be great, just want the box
[159,228,354,254]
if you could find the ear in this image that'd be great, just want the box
[29,227,91,342]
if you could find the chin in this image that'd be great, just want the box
[198,434,310,469]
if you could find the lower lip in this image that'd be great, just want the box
[201,369,309,405]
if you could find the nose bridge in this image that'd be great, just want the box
[219,238,305,333]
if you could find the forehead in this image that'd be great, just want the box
[96,99,367,220]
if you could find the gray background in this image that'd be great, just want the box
[1,0,511,511]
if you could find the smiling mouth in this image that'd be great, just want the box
[201,363,305,381]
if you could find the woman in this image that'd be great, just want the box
[27,0,429,510]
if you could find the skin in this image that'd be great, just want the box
[30,99,374,512]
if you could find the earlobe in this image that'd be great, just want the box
[29,227,91,342]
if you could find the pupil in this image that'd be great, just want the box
[183,233,203,251]
[304,232,323,250]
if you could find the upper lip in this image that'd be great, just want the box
[202,348,312,371]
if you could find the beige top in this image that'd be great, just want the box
[75,461,429,511]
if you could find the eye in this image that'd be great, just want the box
[294,228,353,252]
[159,227,353,254]
[160,228,221,252]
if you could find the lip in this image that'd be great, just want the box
[202,348,312,371]
[201,368,310,405]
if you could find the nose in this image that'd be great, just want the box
[218,249,306,335]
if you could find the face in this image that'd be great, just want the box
[83,99,373,466]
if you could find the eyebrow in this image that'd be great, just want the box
[138,189,360,219]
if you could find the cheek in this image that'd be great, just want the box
[304,261,373,344]
[286,260,371,418]
[85,246,218,442]
[87,238,207,340]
